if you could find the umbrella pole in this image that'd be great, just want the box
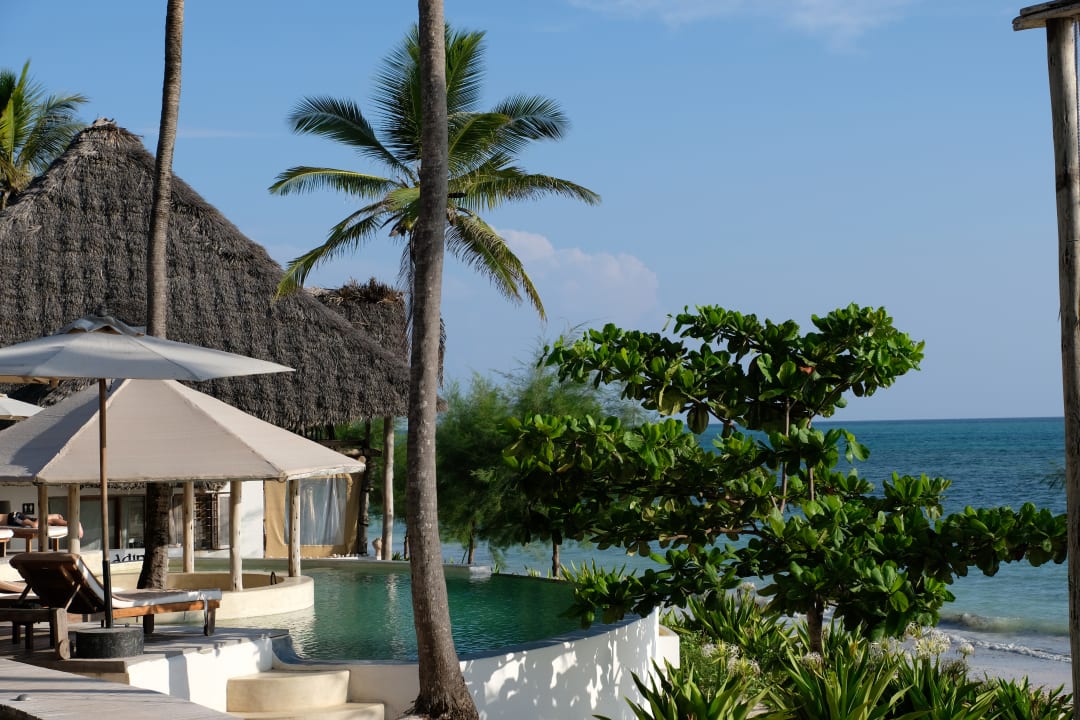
[99,379,114,628]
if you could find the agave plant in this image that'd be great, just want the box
[768,641,925,720]
[597,661,775,720]
[889,657,995,720]
[988,676,1072,720]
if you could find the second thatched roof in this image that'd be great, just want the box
[0,119,409,429]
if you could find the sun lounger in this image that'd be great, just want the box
[8,525,66,552]
[10,552,220,655]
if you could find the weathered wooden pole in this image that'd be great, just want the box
[229,480,242,591]
[66,485,80,555]
[381,417,395,560]
[288,478,301,578]
[183,482,195,573]
[1015,1,1080,707]
[36,485,48,552]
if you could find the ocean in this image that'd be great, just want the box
[431,417,1071,668]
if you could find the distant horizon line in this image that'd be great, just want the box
[707,416,1065,425]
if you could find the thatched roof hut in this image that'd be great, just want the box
[0,119,409,429]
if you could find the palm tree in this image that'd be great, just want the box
[138,0,185,591]
[269,24,599,317]
[405,4,478,715]
[0,60,87,210]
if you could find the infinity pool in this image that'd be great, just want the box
[224,562,581,661]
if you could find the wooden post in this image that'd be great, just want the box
[36,485,47,552]
[229,480,242,592]
[381,417,395,560]
[66,485,80,555]
[288,478,301,577]
[183,482,194,573]
[1015,2,1080,708]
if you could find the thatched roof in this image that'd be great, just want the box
[310,279,407,359]
[0,119,409,429]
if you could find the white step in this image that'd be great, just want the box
[228,702,384,720]
[227,669,350,713]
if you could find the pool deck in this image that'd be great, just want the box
[0,625,286,719]
[0,656,232,719]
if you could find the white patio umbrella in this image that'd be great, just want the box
[0,314,292,626]
[0,394,41,420]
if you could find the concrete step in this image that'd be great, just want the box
[226,669,350,713]
[228,702,384,720]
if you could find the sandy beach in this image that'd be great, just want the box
[966,648,1073,690]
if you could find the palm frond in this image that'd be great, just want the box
[455,163,600,211]
[287,96,408,175]
[269,167,399,198]
[445,112,517,177]
[276,211,391,297]
[490,94,568,141]
[446,215,546,320]
[374,26,423,163]
[375,25,486,163]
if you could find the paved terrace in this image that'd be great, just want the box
[0,626,288,719]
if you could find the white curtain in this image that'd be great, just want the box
[289,476,347,545]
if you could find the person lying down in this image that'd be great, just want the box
[6,510,84,538]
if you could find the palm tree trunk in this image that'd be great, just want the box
[139,0,184,591]
[406,1,477,717]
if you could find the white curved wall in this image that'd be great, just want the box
[328,610,677,720]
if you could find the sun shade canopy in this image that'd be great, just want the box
[0,379,365,484]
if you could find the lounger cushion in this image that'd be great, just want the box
[9,552,220,615]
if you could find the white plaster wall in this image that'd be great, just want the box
[461,610,663,720]
[124,634,275,711]
[332,611,671,720]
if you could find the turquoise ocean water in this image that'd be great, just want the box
[440,417,1070,666]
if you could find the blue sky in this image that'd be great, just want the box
[2,1,1063,421]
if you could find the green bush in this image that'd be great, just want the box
[986,676,1072,720]
[597,661,770,720]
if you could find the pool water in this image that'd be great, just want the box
[226,563,581,661]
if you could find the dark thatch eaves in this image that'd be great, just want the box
[310,280,408,359]
[311,278,447,393]
[0,119,409,429]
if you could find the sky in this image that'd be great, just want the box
[1,1,1066,421]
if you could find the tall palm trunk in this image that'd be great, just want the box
[406,1,477,717]
[138,0,184,591]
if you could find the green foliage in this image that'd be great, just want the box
[271,24,599,314]
[767,641,922,720]
[506,304,1067,652]
[436,354,643,563]
[640,593,1073,720]
[674,589,794,676]
[986,677,1072,720]
[597,661,771,720]
[0,60,87,209]
[887,658,994,720]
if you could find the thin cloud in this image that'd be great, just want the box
[570,0,917,44]
[501,228,659,328]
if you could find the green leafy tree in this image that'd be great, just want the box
[0,60,87,210]
[436,358,644,572]
[505,304,1068,653]
[269,24,599,314]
